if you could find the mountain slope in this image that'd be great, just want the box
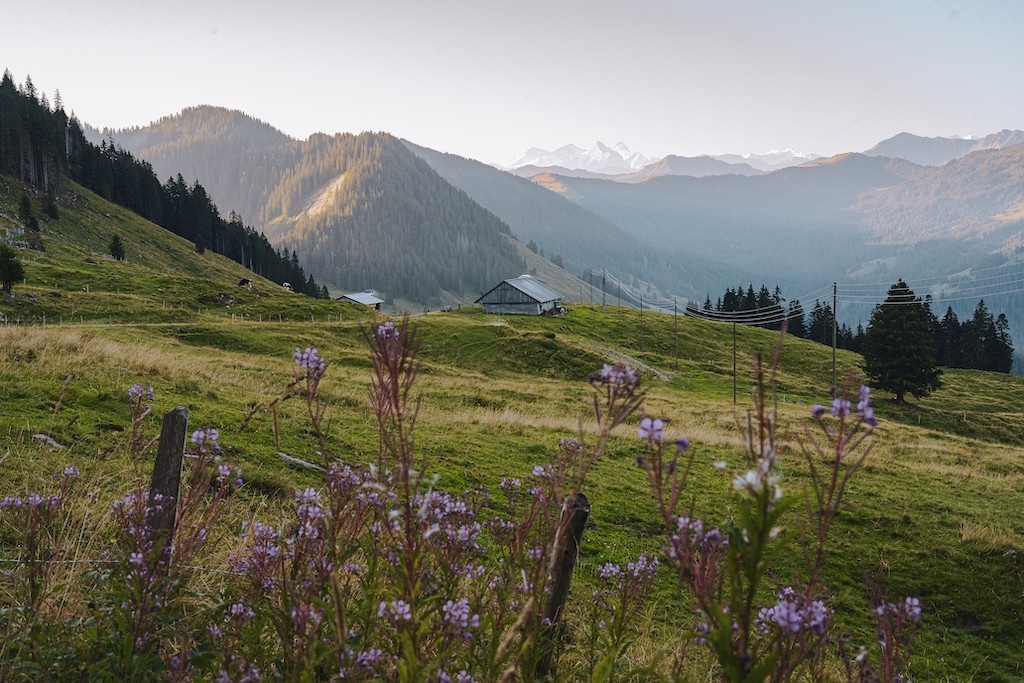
[85,106,292,222]
[854,141,1024,246]
[0,174,349,323]
[404,141,751,299]
[535,153,925,285]
[264,133,526,304]
[100,108,528,305]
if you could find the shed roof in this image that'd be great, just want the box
[340,292,385,306]
[476,275,563,304]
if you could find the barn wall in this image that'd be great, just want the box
[481,302,543,315]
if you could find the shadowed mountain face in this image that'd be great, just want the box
[97,108,525,304]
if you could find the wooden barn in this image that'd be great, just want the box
[476,275,564,315]
[338,291,384,310]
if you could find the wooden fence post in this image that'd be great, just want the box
[147,407,189,562]
[535,491,591,679]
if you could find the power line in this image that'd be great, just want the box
[837,266,1024,292]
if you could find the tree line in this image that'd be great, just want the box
[0,70,326,298]
[701,282,1014,374]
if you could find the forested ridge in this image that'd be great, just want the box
[100,108,528,304]
[0,72,326,297]
[268,133,526,303]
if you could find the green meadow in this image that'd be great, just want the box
[2,180,1023,680]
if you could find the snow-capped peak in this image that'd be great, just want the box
[509,141,651,173]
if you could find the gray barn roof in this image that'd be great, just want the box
[476,275,563,304]
[340,292,385,306]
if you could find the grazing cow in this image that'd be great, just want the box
[238,277,253,291]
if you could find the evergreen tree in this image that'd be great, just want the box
[18,193,38,231]
[809,300,833,345]
[0,245,25,294]
[990,313,1015,373]
[787,299,806,338]
[938,306,961,367]
[108,234,126,260]
[18,193,43,250]
[863,279,942,404]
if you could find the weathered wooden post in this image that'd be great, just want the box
[535,491,591,679]
[147,407,189,563]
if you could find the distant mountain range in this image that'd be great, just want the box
[504,143,819,182]
[864,130,1024,166]
[92,110,1024,346]
[507,142,650,174]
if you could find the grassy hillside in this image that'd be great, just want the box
[0,176,367,325]
[2,178,1023,680]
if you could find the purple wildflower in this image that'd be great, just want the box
[811,404,826,419]
[294,346,327,378]
[375,321,399,340]
[831,397,851,418]
[638,417,665,442]
[760,588,830,636]
[128,383,154,402]
[856,385,879,426]
[904,596,921,622]
[593,362,638,393]
[442,598,480,632]
[190,427,221,453]
[378,600,412,622]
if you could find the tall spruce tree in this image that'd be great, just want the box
[863,279,942,404]
[108,234,126,260]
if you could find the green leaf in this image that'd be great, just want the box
[592,652,617,683]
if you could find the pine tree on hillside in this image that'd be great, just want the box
[990,313,1015,373]
[862,279,942,404]
[109,234,125,261]
[0,245,25,294]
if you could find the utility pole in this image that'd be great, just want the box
[589,270,594,304]
[733,321,737,405]
[674,297,679,370]
[639,294,644,353]
[832,282,838,388]
[602,268,606,310]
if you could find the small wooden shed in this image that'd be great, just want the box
[476,275,564,315]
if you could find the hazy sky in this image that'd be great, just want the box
[6,0,1023,164]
